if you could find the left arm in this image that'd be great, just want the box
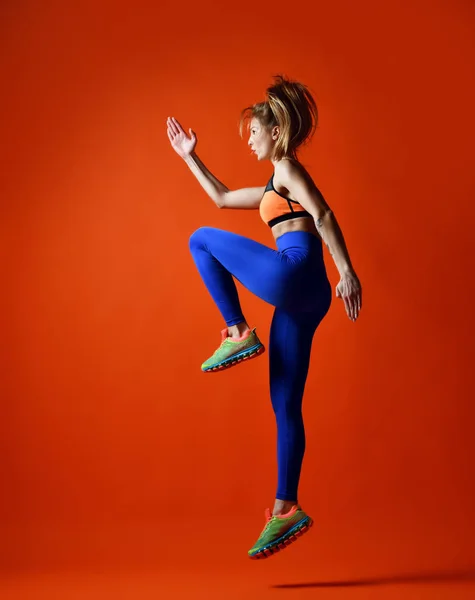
[277,162,362,321]
[313,208,354,276]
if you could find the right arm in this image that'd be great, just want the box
[167,116,264,209]
[184,152,264,209]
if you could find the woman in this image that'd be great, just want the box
[166,74,362,560]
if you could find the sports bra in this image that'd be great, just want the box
[259,174,313,228]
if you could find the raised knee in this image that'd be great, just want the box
[189,226,206,250]
[189,226,214,250]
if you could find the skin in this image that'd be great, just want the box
[248,117,362,323]
[166,114,362,516]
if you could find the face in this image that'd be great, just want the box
[248,117,279,161]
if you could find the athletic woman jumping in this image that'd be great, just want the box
[166,74,362,560]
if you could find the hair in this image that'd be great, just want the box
[239,74,318,161]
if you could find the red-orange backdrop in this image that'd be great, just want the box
[1,0,475,597]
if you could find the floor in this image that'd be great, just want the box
[1,516,474,599]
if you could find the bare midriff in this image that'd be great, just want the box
[271,216,320,242]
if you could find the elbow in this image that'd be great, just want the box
[314,208,332,224]
[217,193,226,209]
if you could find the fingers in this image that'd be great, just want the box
[167,122,176,142]
[351,291,363,321]
[356,277,362,311]
[341,290,360,322]
[351,297,358,321]
[343,294,352,320]
[337,276,362,322]
[348,297,354,321]
[167,117,179,136]
[171,116,184,135]
[336,282,353,320]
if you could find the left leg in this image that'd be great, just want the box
[269,305,329,508]
[247,305,329,559]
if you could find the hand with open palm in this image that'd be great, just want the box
[166,116,197,159]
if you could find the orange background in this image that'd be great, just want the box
[1,0,475,598]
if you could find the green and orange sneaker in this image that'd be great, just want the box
[201,327,265,373]
[248,505,313,559]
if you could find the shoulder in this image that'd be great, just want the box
[273,159,329,214]
[274,158,312,188]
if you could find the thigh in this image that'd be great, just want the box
[189,226,297,307]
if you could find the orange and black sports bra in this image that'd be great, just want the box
[259,174,313,228]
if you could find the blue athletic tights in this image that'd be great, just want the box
[189,226,332,501]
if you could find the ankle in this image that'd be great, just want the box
[272,499,297,516]
[227,322,250,339]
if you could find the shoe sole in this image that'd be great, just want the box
[202,343,265,373]
[248,516,313,560]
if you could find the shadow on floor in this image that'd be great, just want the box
[271,567,475,589]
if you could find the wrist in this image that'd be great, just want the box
[339,265,355,277]
[184,151,197,164]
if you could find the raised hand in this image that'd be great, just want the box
[166,116,197,159]
[336,271,362,322]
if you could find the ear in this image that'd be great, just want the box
[272,125,280,140]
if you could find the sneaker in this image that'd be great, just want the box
[248,505,313,559]
[201,327,265,373]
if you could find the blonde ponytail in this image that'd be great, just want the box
[239,74,318,160]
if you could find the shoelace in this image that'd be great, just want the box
[255,509,274,538]
[263,505,299,527]
[257,506,300,541]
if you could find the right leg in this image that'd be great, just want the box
[189,226,288,371]
[189,226,329,373]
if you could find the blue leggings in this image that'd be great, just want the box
[189,227,332,501]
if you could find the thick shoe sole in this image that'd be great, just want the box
[202,343,265,373]
[248,516,313,560]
